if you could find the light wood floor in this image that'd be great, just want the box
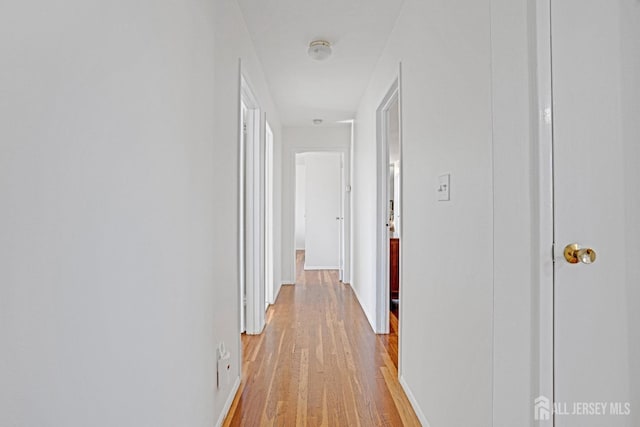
[223,251,419,426]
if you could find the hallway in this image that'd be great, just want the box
[224,253,419,426]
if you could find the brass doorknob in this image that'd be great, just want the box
[564,243,596,264]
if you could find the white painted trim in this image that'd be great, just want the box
[346,121,354,284]
[399,375,431,427]
[215,376,241,427]
[339,153,344,282]
[532,1,555,422]
[240,71,265,336]
[285,144,351,286]
[396,63,405,378]
[303,265,340,271]
[265,120,274,306]
[375,76,400,335]
[235,60,244,385]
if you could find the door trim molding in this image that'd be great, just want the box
[240,69,266,336]
[285,145,351,285]
[532,0,555,421]
[265,120,274,306]
[375,72,401,336]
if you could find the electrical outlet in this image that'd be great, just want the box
[217,342,231,389]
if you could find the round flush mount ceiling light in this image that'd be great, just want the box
[308,40,332,61]
[313,119,323,125]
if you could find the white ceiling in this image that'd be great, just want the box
[236,0,405,127]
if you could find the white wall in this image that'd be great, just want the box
[352,0,536,425]
[295,163,306,250]
[0,1,281,426]
[0,1,217,425]
[490,0,535,425]
[281,126,351,284]
[304,153,342,270]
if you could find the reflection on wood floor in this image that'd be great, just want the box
[224,251,419,426]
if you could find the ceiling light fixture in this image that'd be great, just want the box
[308,40,332,61]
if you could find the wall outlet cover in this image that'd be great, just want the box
[217,342,231,389]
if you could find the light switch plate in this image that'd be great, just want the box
[438,174,450,201]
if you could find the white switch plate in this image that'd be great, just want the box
[438,174,450,201]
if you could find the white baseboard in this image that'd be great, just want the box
[303,265,340,270]
[400,375,431,427]
[272,282,282,303]
[215,376,241,427]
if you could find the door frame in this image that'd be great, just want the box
[287,146,350,283]
[374,72,402,336]
[239,70,266,336]
[294,152,343,271]
[532,0,555,421]
[265,120,274,307]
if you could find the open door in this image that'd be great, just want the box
[550,1,639,425]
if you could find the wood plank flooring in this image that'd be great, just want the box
[223,251,420,426]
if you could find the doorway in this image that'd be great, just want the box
[387,98,401,323]
[375,77,402,341]
[239,73,265,336]
[294,152,344,280]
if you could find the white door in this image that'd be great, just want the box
[304,153,342,270]
[552,1,639,426]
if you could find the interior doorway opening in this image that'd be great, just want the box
[376,75,402,371]
[238,72,266,336]
[294,152,345,282]
[387,97,401,323]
